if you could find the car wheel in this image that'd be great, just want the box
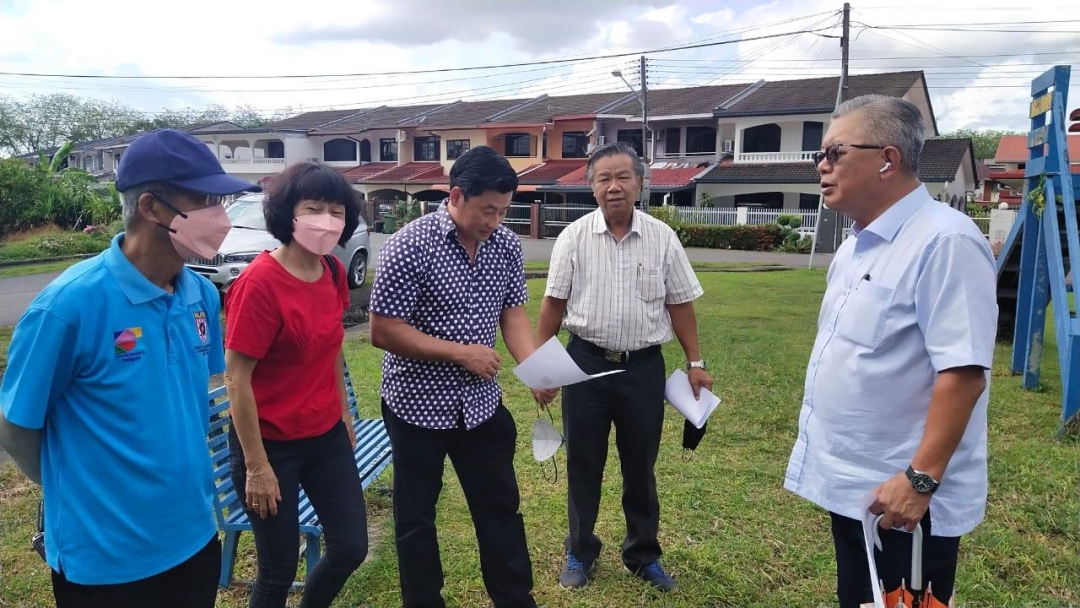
[348,250,367,289]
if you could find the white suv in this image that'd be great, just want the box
[185,193,370,292]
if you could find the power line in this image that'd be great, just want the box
[650,50,1080,63]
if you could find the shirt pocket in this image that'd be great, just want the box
[637,265,666,302]
[835,282,895,349]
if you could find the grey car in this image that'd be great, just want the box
[185,193,370,292]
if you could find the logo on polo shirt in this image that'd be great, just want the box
[193,311,208,344]
[113,327,145,362]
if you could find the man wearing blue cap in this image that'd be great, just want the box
[0,129,259,607]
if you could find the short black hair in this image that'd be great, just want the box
[449,145,518,199]
[263,162,361,247]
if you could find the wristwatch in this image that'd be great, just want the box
[688,360,707,371]
[905,465,940,494]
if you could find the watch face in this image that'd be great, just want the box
[911,472,936,493]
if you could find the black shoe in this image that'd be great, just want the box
[559,552,591,590]
[630,561,676,592]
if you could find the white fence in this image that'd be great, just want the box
[675,207,818,232]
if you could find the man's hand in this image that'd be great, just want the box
[344,415,357,449]
[532,387,560,408]
[869,471,931,532]
[457,344,502,380]
[688,367,713,399]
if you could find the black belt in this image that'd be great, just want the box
[570,334,661,364]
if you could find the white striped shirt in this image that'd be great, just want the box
[545,209,703,352]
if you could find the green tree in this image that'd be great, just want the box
[938,128,1023,162]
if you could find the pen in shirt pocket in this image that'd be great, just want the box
[856,273,871,289]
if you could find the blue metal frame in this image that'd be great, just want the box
[998,65,1079,430]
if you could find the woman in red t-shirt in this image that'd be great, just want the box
[223,162,366,608]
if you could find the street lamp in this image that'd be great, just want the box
[612,68,651,210]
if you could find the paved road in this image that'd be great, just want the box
[0,271,64,326]
[0,236,831,327]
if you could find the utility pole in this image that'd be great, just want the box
[810,3,851,268]
[835,2,850,108]
[640,55,651,211]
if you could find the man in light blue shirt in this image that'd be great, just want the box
[785,95,997,608]
[0,129,258,608]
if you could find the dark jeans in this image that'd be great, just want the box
[52,535,221,608]
[831,510,961,608]
[562,336,667,569]
[229,420,368,608]
[381,400,536,608]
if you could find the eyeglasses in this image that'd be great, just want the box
[811,143,887,166]
[149,192,223,216]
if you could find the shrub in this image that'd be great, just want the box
[775,214,808,252]
[648,205,683,233]
[679,224,784,251]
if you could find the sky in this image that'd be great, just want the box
[1,0,1079,132]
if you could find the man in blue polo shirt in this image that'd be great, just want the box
[0,129,259,608]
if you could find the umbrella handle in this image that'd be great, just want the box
[871,515,924,592]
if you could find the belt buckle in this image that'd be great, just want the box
[604,350,627,363]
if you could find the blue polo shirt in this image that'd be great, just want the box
[0,233,224,585]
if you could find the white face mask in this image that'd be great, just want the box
[532,408,564,483]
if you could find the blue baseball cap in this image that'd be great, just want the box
[115,129,262,194]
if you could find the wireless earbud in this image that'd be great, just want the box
[879,162,892,173]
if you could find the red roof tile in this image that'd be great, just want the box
[554,162,710,190]
[358,162,444,183]
[340,162,396,182]
[994,134,1080,163]
[517,160,587,184]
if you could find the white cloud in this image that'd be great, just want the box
[0,0,1078,131]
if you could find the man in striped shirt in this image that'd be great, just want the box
[536,141,712,593]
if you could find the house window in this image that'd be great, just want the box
[562,132,588,158]
[414,136,439,161]
[734,192,783,209]
[686,127,716,154]
[743,124,781,153]
[447,139,471,160]
[665,128,681,156]
[799,193,820,210]
[802,122,823,152]
[323,138,357,162]
[359,139,371,162]
[266,140,285,159]
[380,138,398,162]
[504,133,532,157]
[616,130,643,156]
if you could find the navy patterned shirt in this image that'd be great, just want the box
[369,204,529,430]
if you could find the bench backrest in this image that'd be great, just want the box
[206,363,362,530]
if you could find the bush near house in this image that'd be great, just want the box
[679,224,785,251]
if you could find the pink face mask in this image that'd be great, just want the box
[293,214,345,255]
[160,204,232,261]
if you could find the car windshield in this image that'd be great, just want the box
[226,200,266,231]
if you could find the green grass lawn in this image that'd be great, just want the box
[2,271,1078,607]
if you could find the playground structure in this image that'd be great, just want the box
[995,65,1080,433]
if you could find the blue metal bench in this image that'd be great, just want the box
[206,364,392,589]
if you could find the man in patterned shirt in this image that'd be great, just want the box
[536,141,712,593]
[369,145,553,608]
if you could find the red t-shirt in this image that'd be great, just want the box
[224,251,350,441]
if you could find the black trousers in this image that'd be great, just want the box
[52,535,221,608]
[230,420,369,608]
[562,336,667,569]
[831,510,961,608]
[381,400,536,608]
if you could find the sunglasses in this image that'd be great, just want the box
[811,143,886,166]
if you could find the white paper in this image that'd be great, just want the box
[860,507,887,608]
[513,336,624,390]
[664,369,721,429]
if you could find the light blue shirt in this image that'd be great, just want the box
[1,233,224,584]
[785,184,998,537]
